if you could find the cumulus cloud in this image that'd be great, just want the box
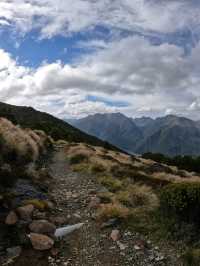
[0,34,200,119]
[0,0,200,38]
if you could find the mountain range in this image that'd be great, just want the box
[68,113,200,156]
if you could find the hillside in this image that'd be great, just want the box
[136,115,200,156]
[0,102,121,152]
[71,113,200,156]
[71,113,143,153]
[1,117,200,265]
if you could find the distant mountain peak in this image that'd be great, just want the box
[70,112,200,156]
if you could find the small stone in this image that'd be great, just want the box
[29,233,54,251]
[73,213,81,219]
[88,196,101,209]
[110,229,120,241]
[29,220,56,235]
[17,204,34,220]
[66,192,73,198]
[116,241,126,250]
[100,218,119,229]
[50,247,59,257]
[33,210,46,220]
[134,239,146,251]
[5,211,18,225]
[45,201,54,210]
[155,255,164,262]
[124,231,132,236]
[49,216,67,226]
[134,245,141,251]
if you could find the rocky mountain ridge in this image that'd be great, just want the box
[69,113,200,156]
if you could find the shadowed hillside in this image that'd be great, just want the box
[0,102,122,152]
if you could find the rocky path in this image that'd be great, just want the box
[48,147,182,266]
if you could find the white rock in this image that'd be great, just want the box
[134,245,141,251]
[116,241,126,250]
[54,223,84,238]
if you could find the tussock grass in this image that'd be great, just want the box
[98,176,123,192]
[0,118,52,165]
[182,249,200,266]
[0,118,54,186]
[72,163,90,173]
[90,163,106,174]
[97,191,114,204]
[96,203,130,222]
[116,184,159,210]
[69,153,89,164]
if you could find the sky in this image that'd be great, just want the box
[0,0,200,120]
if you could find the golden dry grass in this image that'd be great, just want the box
[0,118,52,164]
[116,184,159,210]
[65,142,200,186]
[96,203,130,222]
[98,175,123,192]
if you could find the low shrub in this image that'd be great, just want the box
[72,163,90,173]
[142,152,200,174]
[110,164,135,179]
[116,184,158,210]
[98,176,123,192]
[160,182,200,226]
[90,164,106,174]
[0,118,54,187]
[182,249,200,266]
[98,192,114,204]
[99,154,116,161]
[96,203,130,222]
[69,153,88,164]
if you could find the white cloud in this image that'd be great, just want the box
[0,0,199,38]
[0,34,200,119]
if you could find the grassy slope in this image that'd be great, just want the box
[0,102,122,152]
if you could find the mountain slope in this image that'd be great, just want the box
[71,113,200,156]
[133,117,154,131]
[0,102,121,151]
[136,115,200,156]
[71,113,143,153]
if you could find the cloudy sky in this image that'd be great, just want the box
[0,0,200,119]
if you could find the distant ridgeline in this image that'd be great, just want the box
[142,152,200,174]
[0,102,122,152]
[69,113,200,156]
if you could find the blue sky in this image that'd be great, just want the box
[0,0,200,119]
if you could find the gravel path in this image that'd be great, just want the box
[48,147,182,266]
